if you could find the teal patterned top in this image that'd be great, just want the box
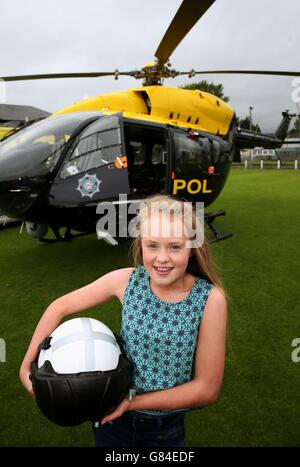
[120,265,214,415]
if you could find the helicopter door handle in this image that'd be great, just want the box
[10,188,31,193]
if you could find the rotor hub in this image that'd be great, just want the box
[131,61,180,85]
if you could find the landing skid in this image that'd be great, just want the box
[205,210,232,244]
[39,212,232,245]
[39,226,90,243]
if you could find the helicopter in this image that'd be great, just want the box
[0,0,299,244]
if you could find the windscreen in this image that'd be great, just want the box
[0,111,103,180]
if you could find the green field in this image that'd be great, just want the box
[0,168,299,447]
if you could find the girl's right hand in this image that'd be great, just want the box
[19,367,35,399]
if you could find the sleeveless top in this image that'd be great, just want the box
[120,265,214,415]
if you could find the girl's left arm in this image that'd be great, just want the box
[101,287,227,424]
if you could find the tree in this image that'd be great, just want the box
[179,80,230,102]
[236,116,261,133]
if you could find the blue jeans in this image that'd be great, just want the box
[92,411,185,447]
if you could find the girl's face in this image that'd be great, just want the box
[141,212,191,288]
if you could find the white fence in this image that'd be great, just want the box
[244,160,298,169]
[0,338,6,362]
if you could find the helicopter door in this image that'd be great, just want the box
[170,131,212,202]
[50,114,129,206]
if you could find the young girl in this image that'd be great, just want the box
[20,195,227,447]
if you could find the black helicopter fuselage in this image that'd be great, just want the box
[0,111,234,236]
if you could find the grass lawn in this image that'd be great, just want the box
[0,168,299,447]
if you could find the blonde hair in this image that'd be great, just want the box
[130,194,225,291]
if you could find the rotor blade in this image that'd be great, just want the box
[1,71,134,82]
[179,69,300,77]
[155,0,215,65]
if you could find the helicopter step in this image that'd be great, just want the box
[205,210,232,244]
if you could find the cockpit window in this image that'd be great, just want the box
[174,133,213,169]
[60,116,122,178]
[0,112,103,180]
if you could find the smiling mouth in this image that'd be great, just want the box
[153,266,174,275]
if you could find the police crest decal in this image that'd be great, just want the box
[77,174,101,199]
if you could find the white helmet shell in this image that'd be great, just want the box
[38,317,121,374]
